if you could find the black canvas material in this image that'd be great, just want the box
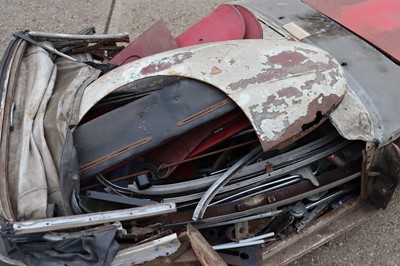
[3,225,119,266]
[75,78,236,179]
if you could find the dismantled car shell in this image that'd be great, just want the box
[0,1,399,265]
[76,39,347,179]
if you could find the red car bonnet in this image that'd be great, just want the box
[304,0,400,63]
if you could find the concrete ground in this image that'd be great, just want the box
[0,0,399,265]
[0,0,111,54]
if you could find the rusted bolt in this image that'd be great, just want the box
[268,196,276,203]
[266,162,274,173]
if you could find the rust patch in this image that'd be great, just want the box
[228,68,287,91]
[292,99,302,105]
[329,68,340,86]
[248,88,343,151]
[266,94,289,107]
[267,51,308,68]
[176,98,232,127]
[79,136,153,173]
[271,50,340,78]
[302,71,326,90]
[258,109,286,120]
[140,52,193,75]
[228,50,340,92]
[261,92,343,151]
[324,54,340,68]
[277,86,303,98]
[211,66,222,75]
[248,95,289,119]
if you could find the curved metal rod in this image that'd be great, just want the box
[96,174,132,194]
[192,146,263,221]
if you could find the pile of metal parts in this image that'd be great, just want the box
[1,2,400,266]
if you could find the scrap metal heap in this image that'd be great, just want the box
[0,3,399,266]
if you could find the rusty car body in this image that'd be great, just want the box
[0,0,399,265]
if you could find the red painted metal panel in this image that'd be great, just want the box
[110,20,177,66]
[235,5,263,39]
[176,4,245,47]
[188,114,250,157]
[303,0,400,62]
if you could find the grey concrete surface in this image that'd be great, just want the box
[0,0,399,265]
[0,0,112,54]
[108,0,227,39]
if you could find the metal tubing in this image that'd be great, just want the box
[192,146,263,221]
[209,175,301,206]
[213,239,265,250]
[224,178,302,203]
[239,232,275,243]
[196,210,283,229]
[305,190,347,210]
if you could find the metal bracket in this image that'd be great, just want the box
[293,166,320,186]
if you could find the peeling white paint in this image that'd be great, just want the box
[79,39,347,147]
[330,89,375,142]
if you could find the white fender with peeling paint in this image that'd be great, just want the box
[79,40,347,150]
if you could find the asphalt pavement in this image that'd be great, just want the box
[0,0,399,265]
